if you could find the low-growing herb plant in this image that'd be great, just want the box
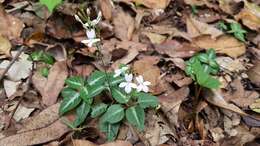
[185,49,221,106]
[217,21,247,42]
[58,8,159,141]
[59,66,159,141]
[29,50,55,77]
[39,0,63,12]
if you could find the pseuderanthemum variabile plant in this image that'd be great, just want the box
[59,8,159,141]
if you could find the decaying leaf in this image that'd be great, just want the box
[216,57,246,73]
[126,0,170,9]
[0,6,24,40]
[13,105,35,122]
[0,52,33,81]
[3,80,20,98]
[159,87,190,126]
[235,1,260,31]
[0,120,69,146]
[0,35,11,58]
[186,16,223,38]
[32,61,68,106]
[155,40,202,58]
[247,61,260,86]
[72,139,132,146]
[142,32,167,44]
[100,0,113,20]
[112,8,135,41]
[193,35,246,58]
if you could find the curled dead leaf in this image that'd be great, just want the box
[186,16,223,38]
[99,0,113,20]
[235,1,260,31]
[112,8,135,41]
[0,6,24,40]
[247,61,260,86]
[0,35,11,58]
[32,61,68,106]
[193,35,246,58]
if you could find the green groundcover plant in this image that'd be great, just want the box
[59,66,159,141]
[185,48,221,89]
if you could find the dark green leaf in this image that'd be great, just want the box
[59,89,81,115]
[111,87,130,104]
[80,86,89,99]
[88,84,106,98]
[99,122,120,141]
[30,51,43,61]
[196,67,220,89]
[73,102,90,127]
[126,105,145,131]
[87,71,106,86]
[101,104,124,124]
[109,76,124,86]
[91,103,108,118]
[207,48,216,59]
[197,53,208,63]
[65,76,84,90]
[137,92,158,109]
[209,60,219,69]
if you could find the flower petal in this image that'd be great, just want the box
[86,29,96,39]
[136,85,142,92]
[113,69,121,77]
[119,82,127,88]
[125,74,133,82]
[125,84,132,93]
[130,83,137,89]
[142,85,149,93]
[136,75,143,84]
[144,81,151,86]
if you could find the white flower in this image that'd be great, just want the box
[119,74,137,94]
[81,38,100,47]
[113,66,128,77]
[86,29,96,39]
[136,75,151,93]
[74,11,102,29]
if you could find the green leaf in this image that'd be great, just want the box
[59,88,81,115]
[65,76,84,90]
[126,106,145,131]
[109,76,124,86]
[101,104,124,124]
[80,86,89,99]
[91,103,108,118]
[40,67,49,77]
[39,0,63,12]
[41,52,55,65]
[228,23,246,42]
[197,53,208,63]
[111,87,130,104]
[87,71,106,86]
[137,92,158,109]
[196,67,220,89]
[207,48,216,59]
[209,60,219,69]
[73,102,90,127]
[30,51,43,61]
[88,84,106,98]
[99,122,120,141]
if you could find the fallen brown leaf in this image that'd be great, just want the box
[193,35,246,58]
[247,61,260,86]
[235,1,260,31]
[112,8,135,41]
[99,0,113,20]
[72,139,132,146]
[186,16,223,38]
[13,105,35,122]
[32,61,68,106]
[0,6,24,40]
[0,35,11,58]
[0,52,33,81]
[126,0,170,9]
[0,120,69,146]
[3,80,20,98]
[159,87,190,127]
[155,40,202,58]
[112,48,139,69]
[216,57,246,73]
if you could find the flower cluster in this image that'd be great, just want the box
[74,10,102,47]
[114,66,151,94]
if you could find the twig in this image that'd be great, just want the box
[0,46,25,82]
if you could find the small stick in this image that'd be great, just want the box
[0,46,26,82]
